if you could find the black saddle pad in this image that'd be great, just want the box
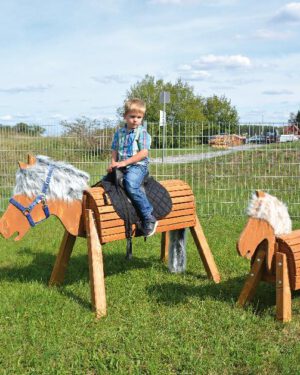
[95,171,172,237]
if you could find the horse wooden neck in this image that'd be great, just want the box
[48,199,84,236]
[238,217,276,271]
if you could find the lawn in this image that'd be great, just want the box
[1,214,300,374]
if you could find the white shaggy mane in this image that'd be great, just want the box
[247,192,292,236]
[13,155,90,202]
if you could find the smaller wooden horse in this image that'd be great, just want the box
[237,190,300,322]
[0,155,221,318]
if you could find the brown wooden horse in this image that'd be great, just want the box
[0,154,220,318]
[237,190,300,322]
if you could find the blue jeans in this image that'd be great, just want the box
[123,164,153,221]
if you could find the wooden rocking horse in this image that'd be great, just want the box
[237,190,300,322]
[0,155,220,318]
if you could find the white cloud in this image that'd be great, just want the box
[0,84,52,94]
[272,2,300,23]
[191,54,251,70]
[177,63,211,81]
[262,89,294,96]
[91,74,141,84]
[149,0,236,4]
[150,0,188,3]
[0,115,13,121]
[254,29,293,40]
[49,113,67,120]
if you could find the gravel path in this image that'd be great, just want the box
[150,144,265,164]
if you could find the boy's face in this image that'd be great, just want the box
[124,111,144,129]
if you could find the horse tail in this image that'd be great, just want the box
[168,229,187,273]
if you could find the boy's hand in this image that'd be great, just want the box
[107,160,127,172]
[107,160,118,173]
[114,161,127,168]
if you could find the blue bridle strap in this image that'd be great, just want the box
[9,165,55,227]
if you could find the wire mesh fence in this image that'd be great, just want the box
[0,120,300,217]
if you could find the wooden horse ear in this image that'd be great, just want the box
[255,190,265,198]
[27,154,36,165]
[18,161,27,169]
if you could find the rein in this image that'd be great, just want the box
[9,165,55,227]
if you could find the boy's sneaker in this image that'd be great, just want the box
[143,217,158,237]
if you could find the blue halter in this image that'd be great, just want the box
[9,165,55,227]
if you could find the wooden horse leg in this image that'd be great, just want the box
[237,248,266,306]
[86,209,107,319]
[190,216,221,283]
[276,252,291,322]
[160,232,169,263]
[49,230,76,286]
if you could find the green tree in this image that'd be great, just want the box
[288,110,300,125]
[203,95,239,134]
[13,122,46,136]
[61,117,116,158]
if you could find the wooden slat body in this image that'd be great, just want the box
[83,180,196,244]
[277,231,300,290]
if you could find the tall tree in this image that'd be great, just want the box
[14,122,46,136]
[203,95,239,134]
[288,110,300,125]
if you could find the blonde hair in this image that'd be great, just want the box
[124,98,146,116]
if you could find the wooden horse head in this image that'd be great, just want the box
[237,190,292,271]
[0,154,90,240]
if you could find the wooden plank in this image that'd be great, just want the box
[285,250,300,260]
[170,202,195,211]
[100,218,125,228]
[171,196,194,204]
[100,208,195,229]
[160,180,188,187]
[237,248,266,306]
[99,205,116,214]
[278,230,300,241]
[280,237,300,247]
[161,232,169,263]
[49,230,77,286]
[100,215,195,236]
[157,220,195,233]
[159,184,191,192]
[86,209,107,319]
[98,201,195,217]
[190,216,220,283]
[276,252,292,322]
[166,189,193,197]
[283,243,300,253]
[101,220,195,243]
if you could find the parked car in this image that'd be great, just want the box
[248,135,266,144]
[279,134,299,142]
[265,131,279,143]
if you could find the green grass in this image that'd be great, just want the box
[1,215,300,374]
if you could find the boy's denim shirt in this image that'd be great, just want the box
[111,124,151,168]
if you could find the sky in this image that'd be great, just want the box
[0,0,300,125]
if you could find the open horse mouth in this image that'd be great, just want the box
[0,218,25,241]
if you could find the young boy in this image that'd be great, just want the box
[107,98,158,237]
